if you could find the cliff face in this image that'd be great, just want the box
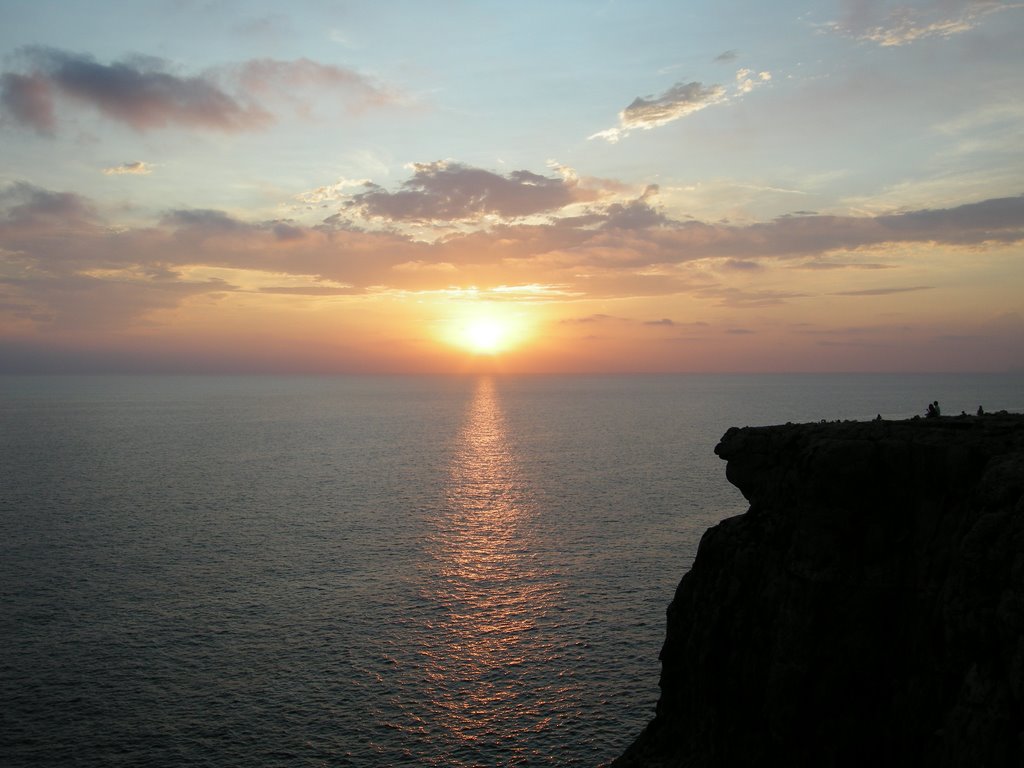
[613,413,1024,768]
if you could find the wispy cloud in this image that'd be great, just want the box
[590,68,771,143]
[825,0,1020,47]
[559,313,625,324]
[590,81,726,143]
[833,285,933,296]
[0,47,394,135]
[102,161,152,176]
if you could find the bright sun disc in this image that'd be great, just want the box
[465,318,506,353]
[443,307,529,356]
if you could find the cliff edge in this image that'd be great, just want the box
[612,413,1024,768]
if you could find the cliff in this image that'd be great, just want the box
[612,413,1024,768]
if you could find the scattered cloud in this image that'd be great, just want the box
[590,67,771,143]
[825,0,1019,46]
[0,47,394,135]
[590,81,726,143]
[297,177,373,206]
[644,318,675,326]
[735,68,771,94]
[344,161,601,222]
[715,50,739,62]
[102,161,152,176]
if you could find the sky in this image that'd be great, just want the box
[1,0,1022,373]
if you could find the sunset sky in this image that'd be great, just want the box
[1,0,1022,373]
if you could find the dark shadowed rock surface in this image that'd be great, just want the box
[612,413,1024,768]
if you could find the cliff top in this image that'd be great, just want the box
[715,411,1024,507]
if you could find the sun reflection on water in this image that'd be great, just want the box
[418,376,566,762]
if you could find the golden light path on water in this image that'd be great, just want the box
[419,376,566,763]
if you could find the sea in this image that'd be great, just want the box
[2,372,1022,767]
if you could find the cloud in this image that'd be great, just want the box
[794,323,912,336]
[735,68,772,95]
[257,285,360,296]
[344,161,600,222]
[702,287,809,308]
[0,182,98,230]
[715,50,739,62]
[559,313,622,324]
[825,0,1018,46]
[1,73,55,133]
[102,161,152,176]
[622,82,726,128]
[272,222,305,241]
[0,48,393,135]
[162,208,249,233]
[644,318,676,326]
[590,81,726,143]
[833,285,933,296]
[2,48,265,133]
[3,178,1022,331]
[297,177,373,206]
[391,260,458,273]
[722,259,762,271]
[599,188,669,230]
[2,272,232,330]
[230,58,393,113]
[646,194,1024,261]
[797,260,893,270]
[590,69,771,143]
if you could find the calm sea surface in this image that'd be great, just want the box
[2,373,1022,767]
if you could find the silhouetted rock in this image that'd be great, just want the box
[612,413,1024,768]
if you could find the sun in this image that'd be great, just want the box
[464,317,507,354]
[441,305,531,357]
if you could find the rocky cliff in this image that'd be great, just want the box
[612,413,1024,768]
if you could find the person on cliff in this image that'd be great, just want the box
[926,401,941,418]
